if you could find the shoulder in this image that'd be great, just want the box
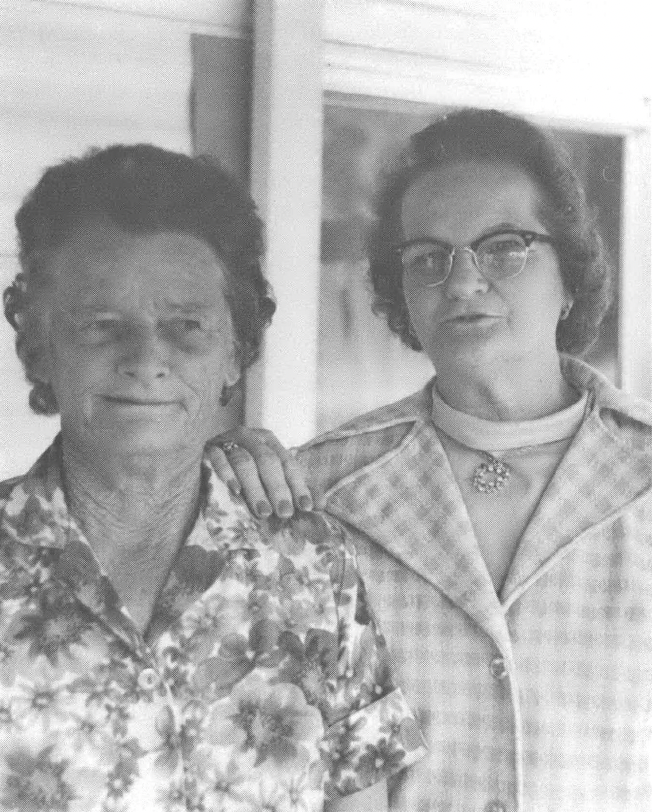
[296,382,433,490]
[261,510,356,580]
[597,391,652,454]
[0,475,23,502]
[564,355,652,451]
[308,382,433,439]
[0,474,26,539]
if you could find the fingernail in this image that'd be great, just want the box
[298,495,312,512]
[278,499,292,518]
[256,500,272,517]
[228,479,241,496]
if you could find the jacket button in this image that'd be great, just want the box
[485,801,507,812]
[489,656,508,680]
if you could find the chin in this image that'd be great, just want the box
[431,339,503,371]
[84,424,199,460]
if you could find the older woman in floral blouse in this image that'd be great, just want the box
[0,145,424,812]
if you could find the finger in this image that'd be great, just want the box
[245,446,296,518]
[225,429,302,517]
[227,426,287,457]
[205,446,241,496]
[282,453,314,513]
[226,444,273,518]
[237,433,321,516]
[210,428,308,518]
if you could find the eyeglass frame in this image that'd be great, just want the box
[393,228,556,287]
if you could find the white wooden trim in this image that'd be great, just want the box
[619,127,652,397]
[323,0,647,84]
[0,0,251,37]
[323,44,650,132]
[247,0,325,444]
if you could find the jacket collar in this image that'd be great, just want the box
[321,358,652,649]
[502,359,652,603]
[325,416,513,654]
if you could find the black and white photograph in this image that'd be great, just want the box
[1,2,650,810]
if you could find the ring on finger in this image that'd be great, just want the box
[219,441,241,454]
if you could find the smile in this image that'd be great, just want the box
[102,396,177,407]
[444,313,500,324]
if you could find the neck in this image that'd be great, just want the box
[435,353,576,421]
[61,438,203,563]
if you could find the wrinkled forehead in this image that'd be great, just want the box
[400,160,547,239]
[42,218,229,310]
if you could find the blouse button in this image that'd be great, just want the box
[485,801,507,812]
[489,656,508,680]
[138,667,160,691]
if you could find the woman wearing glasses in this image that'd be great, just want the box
[211,109,651,811]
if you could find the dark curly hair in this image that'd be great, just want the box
[3,144,275,415]
[368,108,613,357]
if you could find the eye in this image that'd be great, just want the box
[78,316,123,341]
[162,317,213,344]
[400,242,451,284]
[415,251,441,271]
[479,233,526,258]
[476,232,528,279]
[169,318,204,332]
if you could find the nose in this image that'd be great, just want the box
[442,247,488,299]
[116,325,170,383]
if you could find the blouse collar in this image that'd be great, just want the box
[0,434,260,553]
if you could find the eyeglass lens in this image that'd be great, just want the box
[401,232,528,286]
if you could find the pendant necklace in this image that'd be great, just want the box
[472,453,511,493]
[429,385,589,495]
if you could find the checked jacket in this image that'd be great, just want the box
[298,357,652,812]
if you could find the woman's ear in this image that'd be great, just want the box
[219,339,242,406]
[225,338,242,389]
[25,309,54,386]
[560,297,574,321]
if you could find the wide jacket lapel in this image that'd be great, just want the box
[324,420,512,655]
[502,404,652,604]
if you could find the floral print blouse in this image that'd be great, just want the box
[0,440,425,812]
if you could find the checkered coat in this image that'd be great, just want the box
[298,358,652,812]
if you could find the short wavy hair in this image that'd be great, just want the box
[4,144,275,414]
[368,108,613,357]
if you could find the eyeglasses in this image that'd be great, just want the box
[394,229,555,287]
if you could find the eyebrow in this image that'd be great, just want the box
[401,222,531,247]
[70,301,219,315]
[160,301,220,314]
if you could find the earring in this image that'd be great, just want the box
[560,302,573,321]
[220,383,234,407]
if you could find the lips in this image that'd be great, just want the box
[103,395,176,406]
[443,311,500,324]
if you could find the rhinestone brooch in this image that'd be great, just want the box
[472,453,511,493]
